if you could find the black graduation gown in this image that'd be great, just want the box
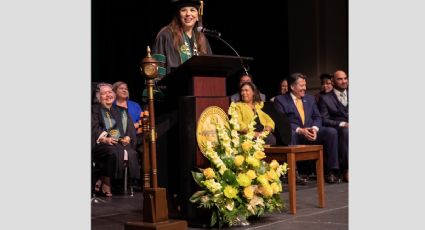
[92,103,140,180]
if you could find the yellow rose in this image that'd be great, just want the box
[223,185,238,199]
[246,170,257,180]
[253,151,266,160]
[257,174,269,186]
[246,156,260,168]
[236,173,252,187]
[261,185,274,197]
[243,186,254,199]
[234,155,245,167]
[266,170,279,182]
[269,160,279,170]
[203,168,216,179]
[270,182,281,194]
[241,141,253,152]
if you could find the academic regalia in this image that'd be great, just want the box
[92,103,140,180]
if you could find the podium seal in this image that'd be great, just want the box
[196,106,229,154]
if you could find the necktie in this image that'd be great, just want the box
[340,92,347,106]
[295,98,305,124]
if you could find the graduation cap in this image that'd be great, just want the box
[171,0,205,15]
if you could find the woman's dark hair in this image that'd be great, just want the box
[278,78,288,93]
[239,82,262,103]
[319,73,332,84]
[287,73,307,92]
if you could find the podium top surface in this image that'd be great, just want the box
[159,55,253,85]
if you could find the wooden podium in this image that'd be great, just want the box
[159,55,253,227]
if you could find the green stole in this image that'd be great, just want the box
[180,31,198,64]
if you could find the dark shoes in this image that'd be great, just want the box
[326,172,339,184]
[295,170,308,185]
[296,174,308,185]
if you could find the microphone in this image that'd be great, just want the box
[198,26,250,75]
[196,26,221,37]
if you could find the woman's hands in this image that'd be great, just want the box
[119,136,131,146]
[100,136,118,145]
[100,136,131,146]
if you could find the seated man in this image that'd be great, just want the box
[274,73,340,183]
[318,70,349,182]
[230,72,266,102]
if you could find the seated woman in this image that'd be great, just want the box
[270,78,288,102]
[112,81,143,133]
[234,82,276,145]
[92,82,141,197]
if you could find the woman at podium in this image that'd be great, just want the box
[151,0,213,80]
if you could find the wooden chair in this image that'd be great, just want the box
[264,145,325,214]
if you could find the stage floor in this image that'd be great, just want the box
[92,181,348,230]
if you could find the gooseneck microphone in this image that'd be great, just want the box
[196,26,221,37]
[197,26,249,74]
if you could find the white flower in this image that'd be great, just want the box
[247,195,264,214]
[225,200,234,211]
[276,163,288,176]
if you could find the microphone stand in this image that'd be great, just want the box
[204,33,249,74]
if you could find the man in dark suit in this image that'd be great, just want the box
[274,73,340,183]
[318,70,349,182]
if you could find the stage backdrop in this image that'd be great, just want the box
[92,0,292,104]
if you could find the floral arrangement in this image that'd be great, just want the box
[190,102,288,227]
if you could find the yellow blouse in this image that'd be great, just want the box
[234,102,275,132]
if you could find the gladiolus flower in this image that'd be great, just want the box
[241,141,253,152]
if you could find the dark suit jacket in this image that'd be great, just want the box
[318,91,348,128]
[262,101,292,146]
[274,93,322,131]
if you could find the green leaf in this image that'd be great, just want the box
[191,171,204,187]
[222,157,235,170]
[222,170,238,186]
[257,163,267,174]
[210,209,217,227]
[189,190,206,203]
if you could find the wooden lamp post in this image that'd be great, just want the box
[125,47,187,230]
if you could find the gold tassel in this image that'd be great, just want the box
[199,0,204,16]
